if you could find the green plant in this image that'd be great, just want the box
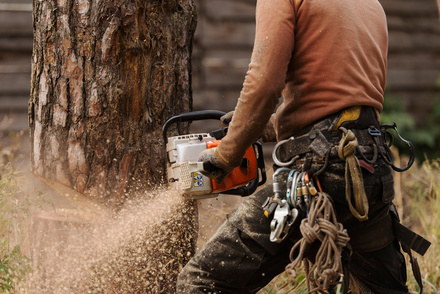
[0,164,33,293]
[0,241,31,292]
[381,90,440,160]
[259,270,307,294]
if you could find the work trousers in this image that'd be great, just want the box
[176,160,409,293]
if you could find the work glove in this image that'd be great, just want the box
[219,111,234,128]
[198,148,234,184]
[219,111,277,142]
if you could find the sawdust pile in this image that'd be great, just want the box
[24,188,197,293]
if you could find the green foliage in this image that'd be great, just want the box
[0,164,33,293]
[381,91,440,160]
[0,242,31,292]
[259,271,308,294]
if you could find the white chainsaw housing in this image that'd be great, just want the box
[166,133,218,199]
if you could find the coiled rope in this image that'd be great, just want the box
[286,192,350,293]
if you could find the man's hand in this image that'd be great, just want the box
[198,148,234,184]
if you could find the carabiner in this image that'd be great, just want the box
[381,122,415,172]
[272,137,299,167]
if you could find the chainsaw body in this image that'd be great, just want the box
[163,111,266,199]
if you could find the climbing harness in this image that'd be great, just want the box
[263,107,430,293]
[262,167,350,292]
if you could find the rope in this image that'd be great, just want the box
[286,192,350,293]
[337,128,369,222]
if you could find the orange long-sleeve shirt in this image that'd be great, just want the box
[216,0,388,168]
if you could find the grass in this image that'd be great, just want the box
[401,158,440,293]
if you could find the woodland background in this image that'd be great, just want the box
[1,0,440,144]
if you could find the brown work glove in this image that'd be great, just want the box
[198,148,235,184]
[219,111,234,128]
[220,111,277,142]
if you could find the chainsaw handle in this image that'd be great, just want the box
[201,143,266,197]
[202,161,217,173]
[162,110,226,141]
[223,142,267,197]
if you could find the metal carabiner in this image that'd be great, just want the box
[381,122,415,172]
[263,168,291,218]
[272,137,299,167]
[270,200,299,243]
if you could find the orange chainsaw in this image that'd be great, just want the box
[162,110,266,199]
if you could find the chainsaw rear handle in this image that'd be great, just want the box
[202,142,267,197]
[225,142,267,196]
[203,158,251,172]
[162,110,226,142]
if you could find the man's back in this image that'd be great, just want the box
[276,0,388,138]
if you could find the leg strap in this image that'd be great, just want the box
[390,204,431,294]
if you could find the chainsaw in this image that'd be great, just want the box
[162,110,267,199]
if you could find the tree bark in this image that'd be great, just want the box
[30,0,196,206]
[437,0,440,20]
[29,0,197,292]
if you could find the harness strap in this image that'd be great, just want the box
[390,204,431,294]
[393,220,431,256]
[275,128,385,165]
[405,246,423,294]
[338,128,369,222]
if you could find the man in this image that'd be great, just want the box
[177,0,411,292]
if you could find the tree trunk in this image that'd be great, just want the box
[29,0,197,292]
[30,0,196,206]
[437,0,440,20]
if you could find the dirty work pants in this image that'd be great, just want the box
[176,159,409,294]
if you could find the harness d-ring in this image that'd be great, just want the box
[272,137,299,167]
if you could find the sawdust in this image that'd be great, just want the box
[23,187,198,293]
[3,130,266,293]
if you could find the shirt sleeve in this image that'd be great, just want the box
[215,0,296,168]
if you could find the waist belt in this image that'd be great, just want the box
[275,127,385,164]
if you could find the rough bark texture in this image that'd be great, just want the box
[29,0,197,292]
[438,0,440,18]
[30,0,196,206]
